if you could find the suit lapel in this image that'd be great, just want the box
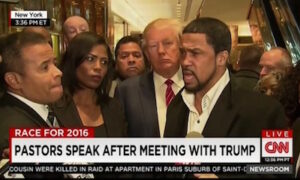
[203,81,239,137]
[164,88,189,137]
[51,96,83,127]
[139,72,160,137]
[3,93,50,127]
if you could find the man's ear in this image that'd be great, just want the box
[216,50,229,66]
[4,72,22,90]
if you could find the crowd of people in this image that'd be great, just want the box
[0,15,299,178]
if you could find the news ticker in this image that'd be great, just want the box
[7,128,293,175]
[7,164,293,174]
[9,11,50,26]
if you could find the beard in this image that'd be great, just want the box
[184,67,216,93]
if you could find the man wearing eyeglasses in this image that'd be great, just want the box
[116,18,184,137]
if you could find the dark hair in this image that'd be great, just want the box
[0,32,48,90]
[60,32,113,103]
[183,17,232,54]
[276,61,300,126]
[115,36,143,60]
[114,35,149,78]
[239,45,264,71]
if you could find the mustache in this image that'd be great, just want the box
[182,69,196,76]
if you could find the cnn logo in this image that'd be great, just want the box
[261,130,293,157]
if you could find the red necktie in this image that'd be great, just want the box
[165,79,175,106]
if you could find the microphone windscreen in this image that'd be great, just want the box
[186,131,203,138]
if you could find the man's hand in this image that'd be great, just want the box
[1,148,9,159]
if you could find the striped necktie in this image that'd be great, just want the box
[165,79,175,106]
[46,108,55,127]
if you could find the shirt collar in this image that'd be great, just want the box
[153,66,184,88]
[182,69,230,113]
[7,91,49,121]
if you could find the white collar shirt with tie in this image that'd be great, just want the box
[153,67,184,137]
[7,91,58,127]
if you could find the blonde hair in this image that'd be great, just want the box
[142,18,182,47]
[256,71,284,96]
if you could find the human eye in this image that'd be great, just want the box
[53,58,59,67]
[85,55,96,62]
[80,25,88,32]
[68,28,76,34]
[164,40,173,46]
[190,50,201,57]
[133,52,142,58]
[119,53,129,59]
[148,44,157,49]
[179,47,187,58]
[100,58,109,65]
[40,62,49,71]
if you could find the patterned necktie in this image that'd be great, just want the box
[46,108,55,127]
[165,79,175,106]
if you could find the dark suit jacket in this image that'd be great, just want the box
[164,78,287,138]
[115,72,160,137]
[164,78,289,178]
[293,118,300,177]
[234,69,259,91]
[0,93,63,178]
[0,93,51,154]
[52,95,127,137]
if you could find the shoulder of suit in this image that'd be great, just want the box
[293,118,300,130]
[103,97,121,108]
[118,72,151,89]
[231,83,283,109]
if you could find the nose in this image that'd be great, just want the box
[157,42,166,54]
[94,59,103,71]
[181,53,191,68]
[128,54,136,64]
[260,67,267,78]
[53,65,62,78]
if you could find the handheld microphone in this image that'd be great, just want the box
[186,131,203,138]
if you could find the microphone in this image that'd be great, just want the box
[180,132,203,179]
[0,159,9,176]
[186,131,203,138]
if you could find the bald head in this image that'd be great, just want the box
[63,16,89,43]
[22,27,52,46]
[259,47,292,78]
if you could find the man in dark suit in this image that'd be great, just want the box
[164,16,288,179]
[293,119,300,178]
[0,31,63,157]
[164,17,287,137]
[116,18,184,137]
[234,45,263,91]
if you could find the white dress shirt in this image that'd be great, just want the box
[182,69,230,135]
[153,67,184,137]
[8,92,49,121]
[7,91,58,127]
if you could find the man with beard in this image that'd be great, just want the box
[164,17,289,179]
[164,17,287,140]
